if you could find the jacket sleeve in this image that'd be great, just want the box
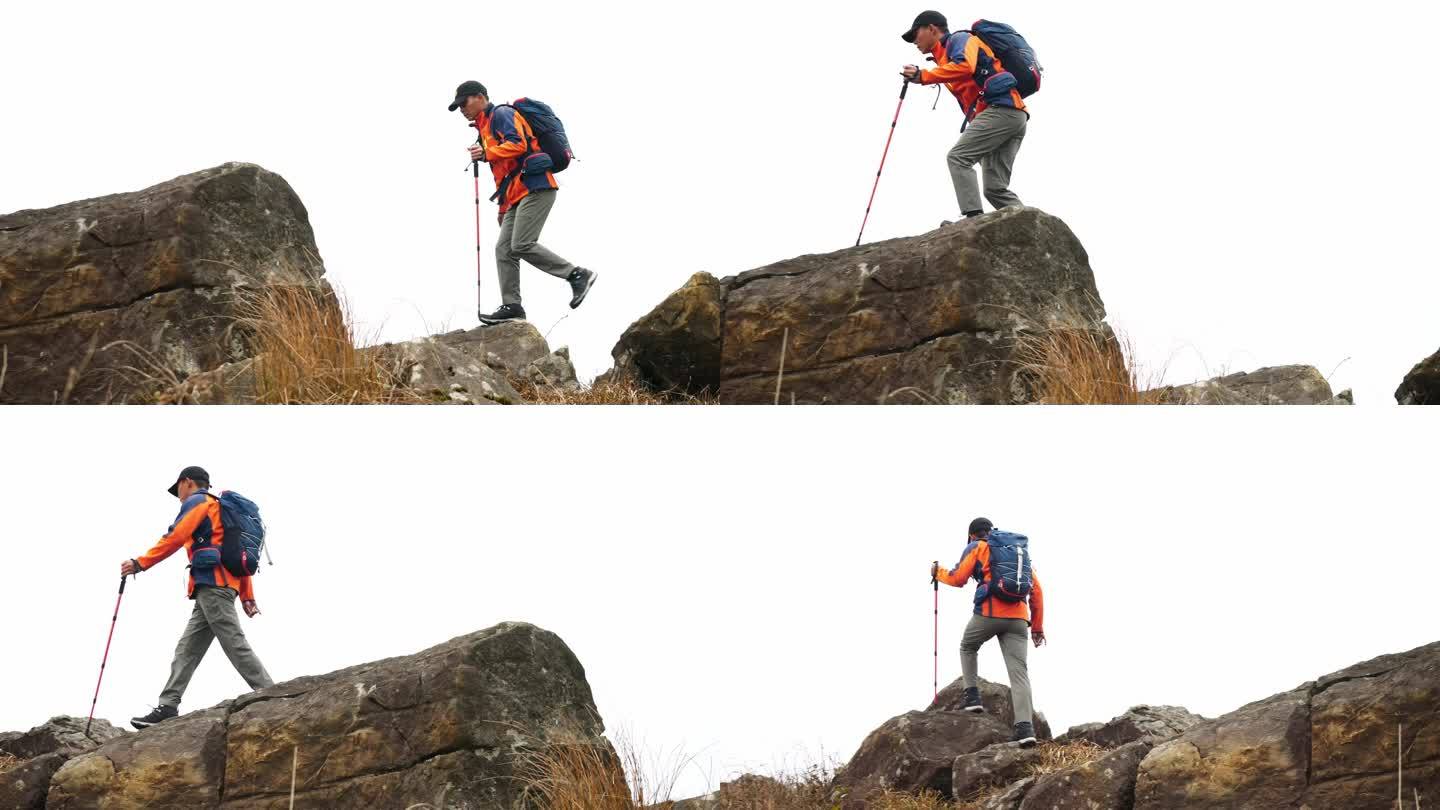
[238,576,255,602]
[136,497,206,571]
[1028,568,1044,633]
[920,34,977,85]
[484,108,531,162]
[937,542,982,588]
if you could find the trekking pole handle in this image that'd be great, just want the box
[900,78,911,100]
[119,575,128,594]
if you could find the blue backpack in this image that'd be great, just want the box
[984,530,1034,602]
[215,491,266,577]
[967,20,1044,98]
[501,98,574,173]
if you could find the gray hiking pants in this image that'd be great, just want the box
[159,586,273,707]
[960,614,1034,725]
[496,190,576,306]
[947,106,1028,215]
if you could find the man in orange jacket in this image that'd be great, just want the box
[450,80,597,326]
[120,466,273,729]
[932,517,1046,746]
[901,11,1029,221]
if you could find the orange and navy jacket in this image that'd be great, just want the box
[135,489,255,602]
[474,103,559,216]
[937,540,1044,632]
[918,31,1027,121]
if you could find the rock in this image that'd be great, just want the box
[0,717,125,809]
[610,208,1107,404]
[608,271,724,396]
[1,753,73,810]
[47,622,605,809]
[1018,740,1150,810]
[830,710,1011,808]
[1133,640,1440,809]
[1134,685,1310,809]
[929,677,1053,742]
[976,775,1035,810]
[1153,365,1346,405]
[156,358,258,404]
[378,321,577,404]
[48,707,228,809]
[521,346,582,393]
[384,333,521,405]
[1055,705,1204,749]
[1397,347,1440,404]
[1303,641,1440,808]
[0,163,329,403]
[951,743,1046,802]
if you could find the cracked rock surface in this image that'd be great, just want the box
[42,622,604,809]
[0,163,329,403]
[608,207,1108,404]
[1134,640,1440,809]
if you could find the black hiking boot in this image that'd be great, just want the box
[479,303,526,326]
[1012,721,1037,748]
[961,686,985,714]
[131,704,178,730]
[567,267,596,309]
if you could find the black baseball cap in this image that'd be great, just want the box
[167,466,210,496]
[902,10,948,43]
[968,517,994,536]
[448,81,488,111]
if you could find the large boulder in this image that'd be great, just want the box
[610,208,1108,404]
[830,710,1012,808]
[1397,347,1440,404]
[950,743,1046,802]
[0,163,329,403]
[1134,686,1311,809]
[929,677,1053,741]
[1135,640,1440,809]
[1304,642,1440,808]
[1055,705,1204,749]
[0,716,125,809]
[607,271,723,396]
[1153,365,1351,405]
[47,622,605,809]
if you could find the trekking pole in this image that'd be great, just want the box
[472,157,484,315]
[932,561,940,702]
[86,574,129,736]
[855,79,911,247]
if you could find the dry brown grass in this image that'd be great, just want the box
[236,284,421,404]
[869,789,962,810]
[513,734,980,810]
[515,375,715,405]
[515,729,698,810]
[1026,740,1105,778]
[0,752,19,775]
[1013,322,1168,405]
[517,736,636,810]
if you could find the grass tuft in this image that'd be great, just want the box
[1014,322,1168,405]
[236,284,420,404]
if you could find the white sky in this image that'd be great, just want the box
[4,2,1438,404]
[2,407,1437,799]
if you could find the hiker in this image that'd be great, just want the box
[932,517,1046,747]
[901,11,1032,220]
[119,466,273,729]
[450,80,597,325]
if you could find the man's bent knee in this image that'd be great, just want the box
[948,150,978,171]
